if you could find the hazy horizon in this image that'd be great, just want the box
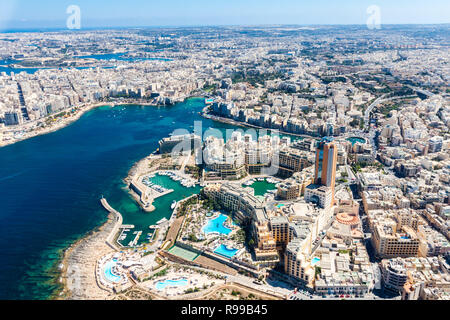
[1,0,449,31]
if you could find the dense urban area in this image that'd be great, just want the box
[0,25,449,300]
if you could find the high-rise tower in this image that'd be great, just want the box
[314,137,337,202]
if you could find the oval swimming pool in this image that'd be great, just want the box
[155,278,188,290]
[103,261,122,283]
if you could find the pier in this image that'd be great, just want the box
[129,231,142,247]
[129,175,174,212]
[100,197,123,250]
[120,224,135,229]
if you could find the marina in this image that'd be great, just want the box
[242,177,278,196]
[119,167,203,248]
[157,170,198,188]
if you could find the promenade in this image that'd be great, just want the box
[100,197,124,250]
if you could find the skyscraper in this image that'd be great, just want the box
[314,137,338,202]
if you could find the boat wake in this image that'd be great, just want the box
[0,170,29,182]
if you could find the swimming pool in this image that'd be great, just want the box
[103,261,122,283]
[276,204,285,208]
[155,278,188,290]
[214,244,239,259]
[311,257,321,266]
[202,214,232,235]
[347,137,366,146]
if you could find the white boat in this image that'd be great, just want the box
[157,217,168,224]
[171,200,177,209]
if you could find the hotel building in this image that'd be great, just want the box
[277,147,312,178]
[304,138,338,209]
[277,179,300,200]
[314,137,338,197]
[202,183,278,261]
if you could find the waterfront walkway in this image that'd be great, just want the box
[100,197,123,250]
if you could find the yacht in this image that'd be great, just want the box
[157,217,168,224]
[171,200,177,209]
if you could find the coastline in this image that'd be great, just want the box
[200,109,320,139]
[0,102,108,149]
[123,153,158,212]
[0,95,202,149]
[56,148,196,299]
[57,207,119,300]
[23,94,208,299]
[50,99,184,300]
[56,151,161,300]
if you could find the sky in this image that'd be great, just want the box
[0,0,449,30]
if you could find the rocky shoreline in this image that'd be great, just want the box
[0,100,167,149]
[58,152,157,300]
[0,102,109,149]
[58,211,117,300]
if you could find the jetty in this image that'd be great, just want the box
[100,197,123,250]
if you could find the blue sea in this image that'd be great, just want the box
[0,97,240,299]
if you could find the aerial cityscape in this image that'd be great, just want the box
[0,1,448,305]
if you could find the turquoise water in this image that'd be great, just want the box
[311,257,321,266]
[0,55,170,75]
[0,97,243,299]
[245,179,277,196]
[118,174,201,247]
[214,244,238,259]
[0,96,300,299]
[155,278,188,290]
[103,261,122,283]
[0,64,110,75]
[276,204,285,208]
[202,214,232,235]
[346,137,366,146]
[0,59,42,75]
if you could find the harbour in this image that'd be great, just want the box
[0,97,240,299]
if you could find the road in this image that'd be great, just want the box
[361,93,417,161]
[407,85,435,98]
[364,94,390,130]
[364,94,418,130]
